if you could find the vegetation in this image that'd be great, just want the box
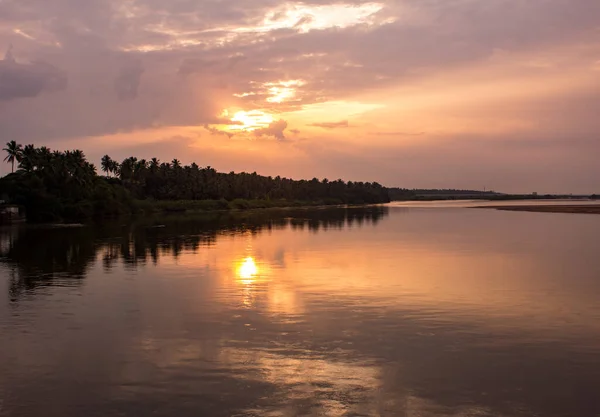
[388,188,599,202]
[0,143,390,223]
[388,188,502,201]
[0,145,132,222]
[99,154,388,204]
[3,141,22,173]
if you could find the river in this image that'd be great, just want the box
[1,205,599,416]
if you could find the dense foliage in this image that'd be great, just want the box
[0,142,390,222]
[100,154,389,205]
[0,142,132,222]
[387,188,502,201]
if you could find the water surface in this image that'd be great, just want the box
[1,206,600,417]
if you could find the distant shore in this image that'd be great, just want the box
[478,205,600,214]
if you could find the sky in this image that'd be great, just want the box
[0,0,599,193]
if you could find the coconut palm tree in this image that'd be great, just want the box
[35,146,52,175]
[149,158,160,174]
[133,159,147,181]
[71,150,86,167]
[119,157,137,181]
[20,144,37,172]
[101,155,113,177]
[3,140,23,173]
[110,160,120,177]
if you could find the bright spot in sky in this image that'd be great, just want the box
[265,80,305,103]
[237,257,259,282]
[228,110,274,131]
[233,92,256,98]
[121,2,387,52]
[249,3,385,33]
[291,100,385,120]
[13,29,35,40]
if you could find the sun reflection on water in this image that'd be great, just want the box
[237,256,259,284]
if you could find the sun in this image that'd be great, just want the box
[228,110,274,131]
[237,257,259,284]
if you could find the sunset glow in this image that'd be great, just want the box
[5,1,600,415]
[233,2,386,34]
[1,0,599,192]
[227,110,274,131]
[265,80,305,103]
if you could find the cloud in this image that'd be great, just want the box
[0,0,599,191]
[179,55,247,76]
[0,47,67,101]
[254,119,288,140]
[371,131,424,136]
[114,61,144,101]
[308,120,349,129]
[203,125,234,138]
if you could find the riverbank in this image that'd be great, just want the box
[479,205,600,214]
[132,198,357,214]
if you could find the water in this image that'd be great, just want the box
[1,205,600,417]
[388,199,600,208]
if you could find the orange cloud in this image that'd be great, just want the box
[308,120,349,129]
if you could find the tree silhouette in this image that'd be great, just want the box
[1,142,391,223]
[3,140,23,173]
[0,143,122,221]
[103,154,389,204]
[101,155,113,177]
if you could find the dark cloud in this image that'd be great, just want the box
[294,15,314,28]
[114,61,144,101]
[309,120,349,129]
[0,48,67,101]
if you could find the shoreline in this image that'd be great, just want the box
[2,202,382,226]
[476,205,600,214]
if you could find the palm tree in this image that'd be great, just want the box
[101,155,113,177]
[64,150,94,186]
[133,159,147,181]
[71,150,86,166]
[3,141,23,173]
[119,157,137,181]
[20,144,37,172]
[35,146,52,175]
[149,158,160,174]
[50,150,64,177]
[110,160,120,177]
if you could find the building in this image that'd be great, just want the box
[0,204,25,223]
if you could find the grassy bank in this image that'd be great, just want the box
[132,198,349,214]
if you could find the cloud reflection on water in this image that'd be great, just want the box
[2,206,600,416]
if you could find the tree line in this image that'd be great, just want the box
[0,141,390,222]
[387,188,502,201]
[99,154,388,204]
[1,141,131,221]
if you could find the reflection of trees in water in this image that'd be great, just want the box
[1,206,388,300]
[1,225,98,301]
